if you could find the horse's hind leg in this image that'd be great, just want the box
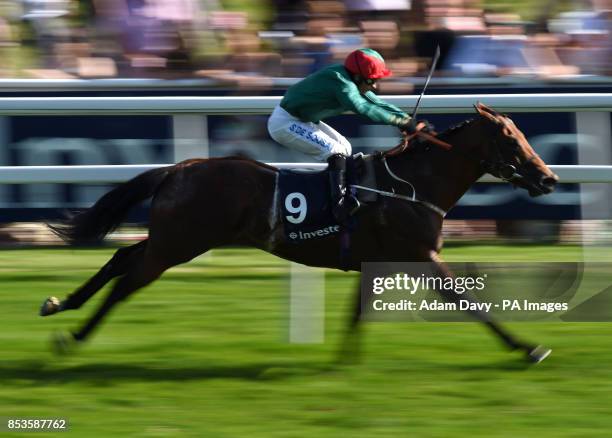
[40,240,147,316]
[54,244,173,352]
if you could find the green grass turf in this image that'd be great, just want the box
[1,244,611,437]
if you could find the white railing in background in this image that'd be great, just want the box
[0,93,610,185]
[0,93,608,114]
[0,76,609,91]
[0,164,611,184]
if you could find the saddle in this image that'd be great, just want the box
[278,154,377,243]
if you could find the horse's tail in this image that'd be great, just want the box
[49,166,172,245]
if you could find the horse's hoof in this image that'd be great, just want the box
[51,331,77,355]
[40,297,61,317]
[527,345,551,364]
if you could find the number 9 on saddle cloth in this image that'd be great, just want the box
[278,154,376,244]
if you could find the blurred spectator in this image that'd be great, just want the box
[547,2,612,75]
[0,0,605,81]
[344,0,410,24]
[443,35,528,76]
[20,0,74,70]
[90,0,197,77]
[412,0,486,74]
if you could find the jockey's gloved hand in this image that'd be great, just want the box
[399,118,417,134]
[416,119,435,133]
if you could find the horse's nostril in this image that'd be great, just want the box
[541,176,558,187]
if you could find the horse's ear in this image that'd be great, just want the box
[475,102,495,114]
[474,102,485,115]
[475,102,498,121]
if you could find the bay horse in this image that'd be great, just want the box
[41,103,559,363]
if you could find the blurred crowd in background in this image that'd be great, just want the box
[0,0,606,83]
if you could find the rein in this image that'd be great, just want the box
[355,128,454,218]
[404,118,539,187]
[350,155,447,218]
[411,131,453,151]
[385,129,453,157]
[362,112,541,217]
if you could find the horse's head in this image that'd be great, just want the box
[474,103,558,196]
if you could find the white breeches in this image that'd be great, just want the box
[267,105,352,162]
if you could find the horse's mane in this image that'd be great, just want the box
[438,118,476,140]
[383,117,476,157]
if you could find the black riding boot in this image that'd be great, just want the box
[327,154,359,223]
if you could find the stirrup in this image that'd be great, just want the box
[346,194,360,216]
[332,195,360,224]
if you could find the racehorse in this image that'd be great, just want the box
[41,103,559,363]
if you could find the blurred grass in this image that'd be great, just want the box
[1,244,612,437]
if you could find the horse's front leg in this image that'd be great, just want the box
[428,251,551,363]
[337,278,363,364]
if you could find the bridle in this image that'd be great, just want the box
[404,116,540,186]
[378,115,543,214]
[477,122,540,186]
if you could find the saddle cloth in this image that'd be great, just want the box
[278,154,377,243]
[278,168,339,243]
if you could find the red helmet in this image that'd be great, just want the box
[344,48,392,79]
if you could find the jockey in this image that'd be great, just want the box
[268,48,415,222]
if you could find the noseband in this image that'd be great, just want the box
[479,137,538,185]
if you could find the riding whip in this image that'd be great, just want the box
[411,45,440,120]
